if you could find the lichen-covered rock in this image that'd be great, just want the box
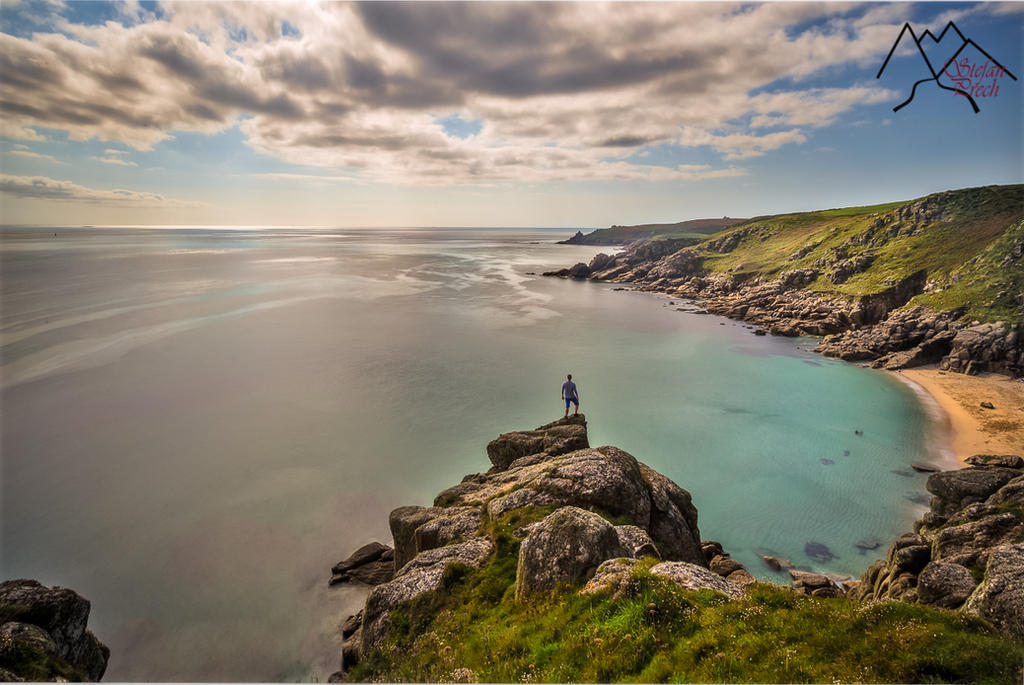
[917,562,977,609]
[926,467,1022,516]
[963,544,1024,638]
[614,525,660,559]
[649,562,744,599]
[412,507,483,562]
[389,506,443,570]
[515,507,625,598]
[579,558,640,597]
[0,622,58,658]
[387,505,483,572]
[933,513,1024,563]
[638,463,703,563]
[361,538,494,653]
[485,415,589,470]
[856,457,1024,625]
[0,579,109,681]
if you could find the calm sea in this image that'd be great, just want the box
[1,226,938,681]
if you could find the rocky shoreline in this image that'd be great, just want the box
[0,579,110,682]
[326,416,1024,680]
[543,236,1023,378]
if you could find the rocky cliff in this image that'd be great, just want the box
[546,186,1024,376]
[328,416,762,680]
[0,579,110,682]
[326,418,1024,682]
[849,454,1024,637]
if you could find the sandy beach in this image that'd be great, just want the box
[894,366,1024,466]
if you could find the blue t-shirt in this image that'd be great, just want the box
[561,380,578,399]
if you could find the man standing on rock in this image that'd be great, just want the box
[561,374,580,417]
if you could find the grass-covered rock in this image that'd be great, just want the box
[347,509,1024,684]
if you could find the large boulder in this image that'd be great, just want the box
[933,514,1024,565]
[515,507,625,598]
[926,467,1022,516]
[361,538,494,653]
[330,542,395,586]
[649,562,744,600]
[485,415,589,470]
[917,562,977,609]
[388,506,483,571]
[0,579,109,681]
[614,525,660,559]
[963,544,1024,638]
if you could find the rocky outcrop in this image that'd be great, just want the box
[962,544,1024,638]
[0,579,110,681]
[579,558,744,600]
[557,230,587,245]
[849,456,1024,637]
[330,542,395,586]
[330,416,715,678]
[485,414,589,470]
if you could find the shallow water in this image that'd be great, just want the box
[1,226,936,681]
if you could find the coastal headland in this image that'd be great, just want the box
[329,415,1024,683]
[547,185,1023,379]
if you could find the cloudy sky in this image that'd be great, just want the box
[0,1,1020,227]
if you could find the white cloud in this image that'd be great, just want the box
[0,2,907,183]
[104,148,129,155]
[0,173,192,205]
[6,148,67,164]
[92,156,139,167]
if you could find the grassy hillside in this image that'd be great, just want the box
[576,217,749,244]
[648,186,1023,323]
[349,508,1024,684]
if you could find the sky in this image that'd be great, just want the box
[0,0,1020,228]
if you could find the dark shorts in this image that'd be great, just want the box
[565,396,579,408]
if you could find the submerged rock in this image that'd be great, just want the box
[804,541,837,564]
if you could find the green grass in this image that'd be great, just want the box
[577,218,748,244]
[348,506,1024,684]
[666,185,1023,323]
[817,201,906,217]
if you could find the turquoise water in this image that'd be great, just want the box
[1,227,937,681]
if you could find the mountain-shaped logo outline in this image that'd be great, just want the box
[876,20,1018,113]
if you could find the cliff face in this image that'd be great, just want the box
[0,579,110,682]
[546,186,1024,377]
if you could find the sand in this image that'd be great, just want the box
[894,366,1024,465]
